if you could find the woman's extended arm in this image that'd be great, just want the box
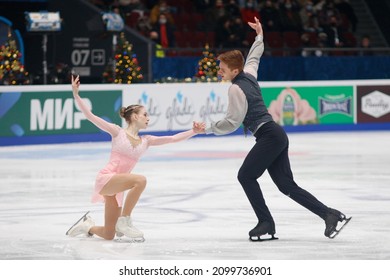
[145,130,195,146]
[146,122,204,146]
[72,75,120,137]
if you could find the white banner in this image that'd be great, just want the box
[122,83,231,131]
[1,260,387,280]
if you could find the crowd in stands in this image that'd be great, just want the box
[90,0,364,56]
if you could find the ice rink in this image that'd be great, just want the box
[0,130,390,262]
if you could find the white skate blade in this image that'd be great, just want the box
[66,211,90,236]
[329,216,352,239]
[114,236,145,243]
[249,233,278,242]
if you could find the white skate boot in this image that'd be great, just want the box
[115,216,144,242]
[66,211,94,237]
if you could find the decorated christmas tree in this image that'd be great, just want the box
[103,32,143,84]
[0,29,30,85]
[194,44,219,82]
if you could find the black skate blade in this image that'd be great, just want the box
[66,211,90,236]
[249,234,278,242]
[329,216,352,239]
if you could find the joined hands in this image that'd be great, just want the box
[193,121,206,134]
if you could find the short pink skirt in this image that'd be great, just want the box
[92,171,124,207]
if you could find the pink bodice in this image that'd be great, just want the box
[100,129,148,175]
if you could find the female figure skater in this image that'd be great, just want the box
[66,75,204,241]
[196,17,350,241]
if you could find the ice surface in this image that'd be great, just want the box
[1,131,390,260]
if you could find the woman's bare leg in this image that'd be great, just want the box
[89,196,121,240]
[89,173,146,239]
[121,177,146,216]
[100,173,146,217]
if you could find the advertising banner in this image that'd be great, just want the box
[356,85,390,123]
[122,83,231,131]
[2,79,389,146]
[262,86,354,125]
[0,90,121,138]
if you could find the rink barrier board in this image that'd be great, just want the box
[0,80,389,146]
[2,123,390,146]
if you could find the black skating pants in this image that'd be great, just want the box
[237,121,329,225]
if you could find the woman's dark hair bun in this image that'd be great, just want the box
[119,107,126,118]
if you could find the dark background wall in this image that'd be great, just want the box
[0,0,151,83]
[1,0,390,83]
[365,0,390,45]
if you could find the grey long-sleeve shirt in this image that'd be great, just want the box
[205,34,264,135]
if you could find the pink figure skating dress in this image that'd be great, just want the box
[75,95,196,207]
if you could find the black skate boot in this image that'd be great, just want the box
[249,221,278,242]
[324,208,352,239]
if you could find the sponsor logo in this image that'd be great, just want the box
[30,98,88,131]
[361,90,390,118]
[319,95,352,116]
[199,90,227,123]
[165,91,195,130]
[137,92,161,127]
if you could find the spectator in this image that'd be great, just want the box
[323,15,345,47]
[301,33,311,56]
[335,0,358,32]
[215,16,247,48]
[241,0,261,25]
[259,0,282,32]
[150,13,175,48]
[302,11,323,34]
[315,31,331,56]
[313,0,327,13]
[144,0,159,10]
[118,0,149,17]
[212,0,227,19]
[317,0,341,27]
[279,0,303,32]
[225,0,241,18]
[204,0,227,32]
[230,16,249,47]
[111,5,122,16]
[359,34,373,56]
[300,32,319,56]
[149,0,174,25]
[215,17,234,48]
[136,15,153,35]
[194,0,214,13]
[300,1,314,27]
[118,0,133,15]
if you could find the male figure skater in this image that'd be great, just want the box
[197,17,351,241]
